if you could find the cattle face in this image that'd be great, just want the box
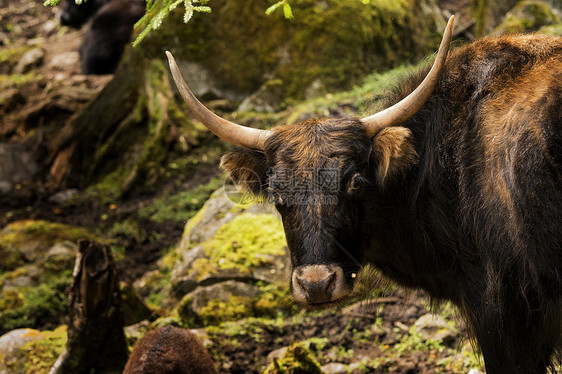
[221,119,418,306]
[59,0,111,28]
[166,17,454,306]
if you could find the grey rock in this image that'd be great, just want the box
[187,280,260,315]
[238,80,284,113]
[174,61,244,101]
[468,369,485,374]
[413,313,457,343]
[2,265,41,290]
[0,143,38,194]
[40,20,58,36]
[0,89,25,111]
[0,328,43,374]
[266,346,288,365]
[45,241,77,259]
[171,245,208,294]
[170,187,284,296]
[14,48,44,74]
[321,362,347,374]
[48,51,80,71]
[304,79,325,100]
[48,189,79,205]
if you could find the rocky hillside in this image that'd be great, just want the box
[0,0,561,373]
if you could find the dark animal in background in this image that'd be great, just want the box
[58,0,145,74]
[79,0,145,74]
[167,15,562,374]
[59,0,112,28]
[123,326,217,374]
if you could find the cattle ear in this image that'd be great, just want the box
[371,127,418,186]
[220,149,268,196]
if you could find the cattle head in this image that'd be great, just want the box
[59,0,109,28]
[166,17,454,307]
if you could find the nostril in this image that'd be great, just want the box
[294,270,338,304]
[295,276,308,292]
[324,271,337,292]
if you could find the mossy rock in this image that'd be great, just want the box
[0,220,96,265]
[177,212,289,287]
[120,282,153,326]
[539,23,562,35]
[494,0,560,34]
[263,342,323,374]
[177,280,292,326]
[470,0,521,37]
[0,45,33,74]
[0,282,68,334]
[145,0,445,100]
[20,326,67,374]
[177,280,259,326]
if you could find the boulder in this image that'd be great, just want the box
[171,188,287,295]
[0,144,37,195]
[321,362,347,374]
[494,0,560,34]
[238,80,285,113]
[0,328,43,374]
[178,280,260,325]
[263,343,322,374]
[13,48,44,74]
[413,313,458,344]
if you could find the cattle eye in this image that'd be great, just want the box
[347,173,365,194]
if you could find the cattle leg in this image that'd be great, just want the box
[472,310,555,374]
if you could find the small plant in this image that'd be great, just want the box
[265,1,293,19]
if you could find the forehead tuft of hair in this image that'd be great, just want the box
[265,117,372,169]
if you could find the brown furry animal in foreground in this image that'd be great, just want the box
[123,326,217,374]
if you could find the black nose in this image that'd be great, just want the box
[291,264,351,305]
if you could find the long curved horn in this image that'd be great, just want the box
[166,51,271,151]
[362,15,455,135]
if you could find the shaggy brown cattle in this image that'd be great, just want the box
[166,16,562,374]
[123,326,217,374]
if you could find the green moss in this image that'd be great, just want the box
[197,294,255,325]
[263,342,323,374]
[149,0,442,100]
[471,0,490,37]
[253,282,293,316]
[139,176,223,224]
[0,220,96,253]
[0,283,68,332]
[0,244,24,271]
[540,23,562,35]
[189,213,287,280]
[110,218,147,243]
[0,45,32,68]
[0,72,42,90]
[85,166,129,203]
[21,326,67,374]
[144,270,172,308]
[0,289,25,311]
[394,328,446,355]
[496,0,560,34]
